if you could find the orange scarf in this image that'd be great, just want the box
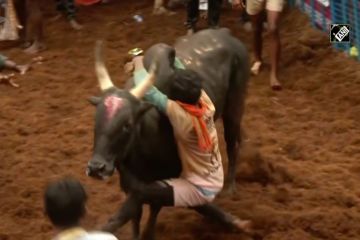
[176,99,213,152]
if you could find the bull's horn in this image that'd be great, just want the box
[95,40,114,91]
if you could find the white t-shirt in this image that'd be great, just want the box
[53,228,118,240]
[81,232,118,240]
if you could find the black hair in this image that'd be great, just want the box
[168,69,202,104]
[44,177,87,228]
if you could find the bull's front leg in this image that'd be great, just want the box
[142,204,162,240]
[223,93,245,194]
[101,194,143,240]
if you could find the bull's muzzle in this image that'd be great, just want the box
[86,160,106,179]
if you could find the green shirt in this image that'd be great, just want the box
[133,57,185,112]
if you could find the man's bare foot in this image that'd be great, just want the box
[70,19,83,30]
[243,22,252,32]
[165,10,176,16]
[32,56,44,64]
[153,6,175,15]
[17,64,31,75]
[187,28,195,36]
[270,74,282,91]
[51,14,62,22]
[24,42,44,54]
[233,218,253,235]
[251,61,262,75]
[21,41,32,49]
[0,73,19,88]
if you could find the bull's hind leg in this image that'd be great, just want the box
[223,103,244,194]
[142,205,162,240]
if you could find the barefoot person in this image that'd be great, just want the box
[45,177,119,240]
[233,0,283,90]
[0,53,31,87]
[0,53,31,74]
[54,0,83,30]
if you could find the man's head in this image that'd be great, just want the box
[44,177,87,228]
[169,69,202,105]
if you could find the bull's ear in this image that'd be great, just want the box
[134,102,153,122]
[87,96,101,106]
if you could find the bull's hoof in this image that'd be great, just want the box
[223,182,238,196]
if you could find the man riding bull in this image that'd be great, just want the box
[109,53,252,233]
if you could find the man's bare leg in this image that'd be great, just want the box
[192,204,253,235]
[267,10,281,90]
[4,59,31,75]
[24,0,45,54]
[249,13,263,75]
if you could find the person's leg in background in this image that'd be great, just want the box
[64,0,83,30]
[24,0,44,54]
[1,55,31,75]
[247,0,264,76]
[266,0,283,90]
[207,0,222,28]
[266,10,281,90]
[185,0,199,35]
[54,0,83,30]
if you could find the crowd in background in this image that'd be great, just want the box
[0,0,285,90]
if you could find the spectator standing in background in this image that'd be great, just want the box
[186,0,223,35]
[54,0,83,30]
[233,0,283,90]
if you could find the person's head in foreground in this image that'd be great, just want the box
[44,177,118,240]
[44,177,87,229]
[168,68,202,105]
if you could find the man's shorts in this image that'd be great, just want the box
[246,0,285,15]
[0,54,7,69]
[165,178,220,207]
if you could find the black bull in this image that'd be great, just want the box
[87,28,249,239]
